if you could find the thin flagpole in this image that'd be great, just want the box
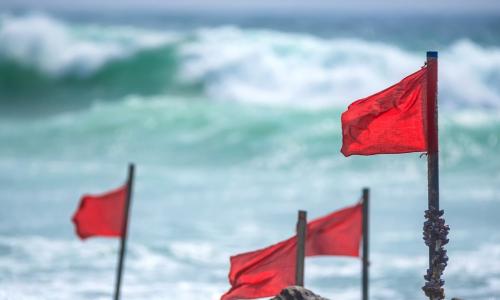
[295,210,307,287]
[362,188,369,300]
[114,163,135,300]
[422,52,449,300]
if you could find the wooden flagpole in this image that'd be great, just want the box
[362,188,369,300]
[422,52,449,300]
[295,210,307,287]
[426,51,440,278]
[114,163,135,300]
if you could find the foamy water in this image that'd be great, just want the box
[0,12,499,300]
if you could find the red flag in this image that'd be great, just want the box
[72,185,128,239]
[221,237,297,300]
[306,203,363,257]
[341,67,428,156]
[221,203,363,300]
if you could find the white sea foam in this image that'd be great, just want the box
[179,26,421,107]
[1,209,500,299]
[179,27,500,108]
[0,236,210,300]
[0,13,176,77]
[169,240,227,264]
[442,39,500,107]
[1,14,500,108]
[448,244,500,278]
[307,257,361,278]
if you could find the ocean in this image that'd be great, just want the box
[0,10,500,300]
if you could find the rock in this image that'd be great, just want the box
[270,286,330,300]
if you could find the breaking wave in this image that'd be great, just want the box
[1,13,500,108]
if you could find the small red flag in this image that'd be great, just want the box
[221,203,363,300]
[306,203,362,257]
[72,185,128,239]
[341,67,428,156]
[221,237,297,300]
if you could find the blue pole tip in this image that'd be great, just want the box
[427,51,438,58]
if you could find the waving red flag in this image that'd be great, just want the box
[72,185,128,239]
[307,203,362,257]
[221,203,363,300]
[341,67,428,156]
[221,237,297,300]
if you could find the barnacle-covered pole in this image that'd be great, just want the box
[422,51,450,300]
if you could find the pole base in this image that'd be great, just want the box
[422,207,450,300]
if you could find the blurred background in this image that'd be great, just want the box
[1,1,500,299]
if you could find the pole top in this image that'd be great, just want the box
[127,163,135,183]
[427,51,438,58]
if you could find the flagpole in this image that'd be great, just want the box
[114,163,135,300]
[422,52,449,300]
[295,210,307,287]
[362,188,369,300]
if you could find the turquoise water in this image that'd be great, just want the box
[0,12,500,300]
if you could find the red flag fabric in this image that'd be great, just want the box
[221,237,297,300]
[306,203,363,257]
[72,185,128,239]
[221,203,363,300]
[341,67,428,156]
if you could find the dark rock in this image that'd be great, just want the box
[270,286,329,300]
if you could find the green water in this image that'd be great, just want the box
[0,11,500,300]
